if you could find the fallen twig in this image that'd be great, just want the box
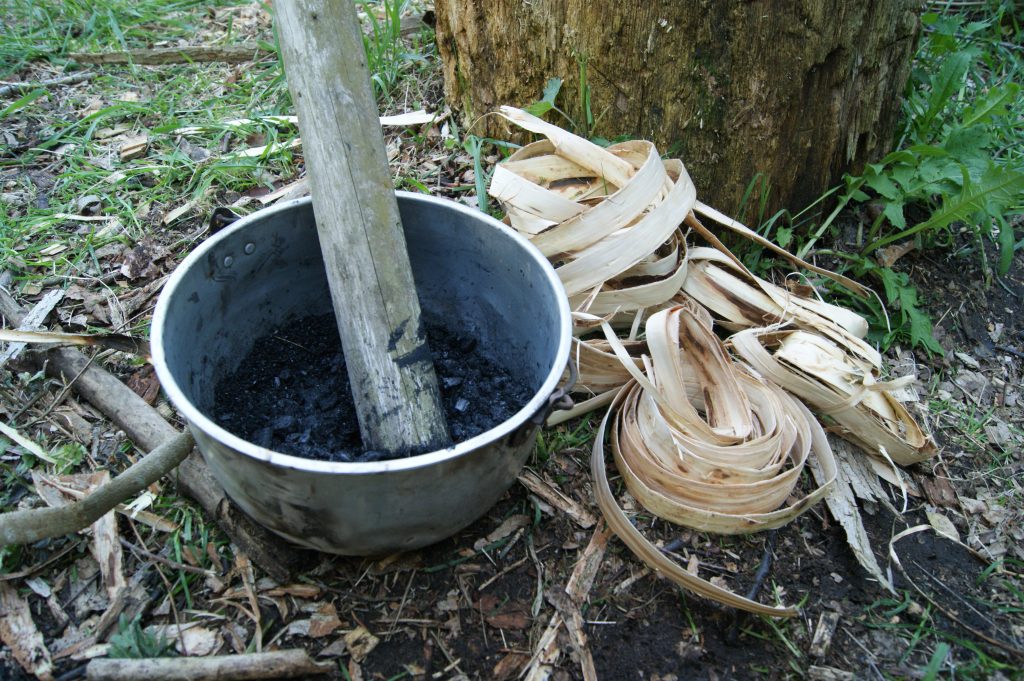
[0,288,313,582]
[0,328,150,358]
[0,71,94,97]
[0,432,193,546]
[68,44,270,65]
[523,523,611,681]
[84,649,332,680]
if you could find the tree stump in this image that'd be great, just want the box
[435,0,919,215]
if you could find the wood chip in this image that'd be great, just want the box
[307,602,342,639]
[0,581,55,681]
[809,611,840,658]
[473,514,529,551]
[118,135,149,162]
[343,625,379,663]
[517,470,596,528]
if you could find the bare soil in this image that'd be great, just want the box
[2,15,1023,680]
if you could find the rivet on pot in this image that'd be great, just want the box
[223,255,234,267]
[244,243,255,254]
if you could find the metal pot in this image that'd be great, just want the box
[151,193,571,554]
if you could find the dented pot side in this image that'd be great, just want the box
[151,193,571,554]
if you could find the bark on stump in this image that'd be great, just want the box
[435,0,919,215]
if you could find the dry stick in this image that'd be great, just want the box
[84,650,332,681]
[68,44,270,65]
[0,433,193,546]
[0,289,311,582]
[0,71,94,97]
[275,0,450,454]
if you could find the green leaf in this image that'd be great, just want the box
[866,163,1024,253]
[0,88,46,119]
[878,267,905,305]
[883,200,906,230]
[961,82,1020,127]
[462,135,490,215]
[523,77,562,117]
[775,226,793,249]
[943,125,992,163]
[864,173,900,200]
[922,643,950,681]
[905,297,944,356]
[522,100,553,117]
[540,77,563,105]
[918,51,970,138]
[997,214,1016,276]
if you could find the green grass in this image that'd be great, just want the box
[0,0,436,582]
[863,592,1019,679]
[1,0,434,301]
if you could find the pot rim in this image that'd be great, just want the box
[151,192,572,475]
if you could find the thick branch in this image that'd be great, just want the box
[85,650,332,681]
[0,288,311,582]
[68,44,270,65]
[0,433,193,546]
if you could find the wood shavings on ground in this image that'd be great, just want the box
[489,105,937,615]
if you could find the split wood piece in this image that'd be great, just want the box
[0,581,54,681]
[275,0,450,455]
[523,523,611,681]
[68,44,270,65]
[809,611,841,659]
[84,649,332,680]
[0,289,311,582]
[118,135,149,162]
[0,433,192,546]
[0,71,94,97]
[517,469,596,529]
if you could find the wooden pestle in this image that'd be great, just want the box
[274,0,450,455]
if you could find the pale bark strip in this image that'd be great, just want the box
[275,0,450,454]
[0,433,194,546]
[69,44,269,65]
[0,581,55,681]
[85,649,332,680]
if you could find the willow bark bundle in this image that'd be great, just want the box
[491,107,693,318]
[729,328,937,465]
[486,107,938,614]
[592,305,837,616]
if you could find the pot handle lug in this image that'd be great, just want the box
[507,361,577,446]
